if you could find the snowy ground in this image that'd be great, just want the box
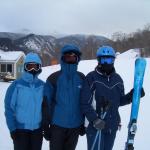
[0,50,150,150]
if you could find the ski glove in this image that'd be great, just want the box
[78,124,86,136]
[128,87,145,102]
[93,118,105,130]
[43,125,51,141]
[10,130,18,140]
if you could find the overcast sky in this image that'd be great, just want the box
[0,0,150,38]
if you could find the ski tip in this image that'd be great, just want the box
[135,58,147,66]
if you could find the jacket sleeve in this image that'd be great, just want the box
[4,82,17,132]
[80,73,98,122]
[42,79,54,127]
[119,81,132,106]
[120,92,132,106]
[42,96,50,128]
[43,80,54,105]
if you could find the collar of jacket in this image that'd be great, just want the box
[95,65,116,77]
[60,61,78,77]
[21,71,39,83]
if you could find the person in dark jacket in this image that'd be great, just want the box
[4,52,44,150]
[80,46,145,150]
[42,44,85,150]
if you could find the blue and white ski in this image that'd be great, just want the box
[125,58,146,150]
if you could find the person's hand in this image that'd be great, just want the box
[129,87,145,99]
[140,87,145,98]
[10,130,18,140]
[78,124,86,136]
[43,126,51,141]
[93,118,105,130]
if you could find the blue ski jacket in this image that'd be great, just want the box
[44,61,85,128]
[80,66,132,131]
[4,53,44,132]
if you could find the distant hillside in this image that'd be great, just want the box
[111,24,150,57]
[56,34,111,59]
[0,32,112,66]
[0,32,25,40]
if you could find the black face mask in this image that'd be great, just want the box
[100,64,114,75]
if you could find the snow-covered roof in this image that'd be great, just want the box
[0,50,25,62]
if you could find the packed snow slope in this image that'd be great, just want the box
[0,49,150,150]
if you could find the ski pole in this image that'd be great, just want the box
[98,130,102,150]
[91,131,100,150]
[91,111,107,150]
[97,110,104,150]
[91,98,111,150]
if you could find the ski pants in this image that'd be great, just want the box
[86,125,117,150]
[49,124,80,150]
[13,128,43,150]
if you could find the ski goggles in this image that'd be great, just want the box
[25,63,41,71]
[62,52,79,64]
[98,57,115,64]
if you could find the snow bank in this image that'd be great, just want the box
[0,50,150,149]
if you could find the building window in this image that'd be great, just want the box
[1,64,6,72]
[7,64,12,72]
[0,64,13,73]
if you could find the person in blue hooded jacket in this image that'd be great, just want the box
[4,52,44,150]
[42,44,85,150]
[80,46,145,150]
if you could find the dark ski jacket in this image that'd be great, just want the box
[80,66,132,131]
[43,62,85,128]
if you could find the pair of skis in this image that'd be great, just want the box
[91,57,146,150]
[125,57,146,150]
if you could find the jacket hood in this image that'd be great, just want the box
[23,53,42,82]
[61,44,81,56]
[24,52,42,65]
[61,61,78,77]
[22,71,39,83]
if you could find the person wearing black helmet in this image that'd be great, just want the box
[42,44,85,150]
[80,46,145,150]
[4,52,44,150]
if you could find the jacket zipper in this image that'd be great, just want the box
[108,76,110,82]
